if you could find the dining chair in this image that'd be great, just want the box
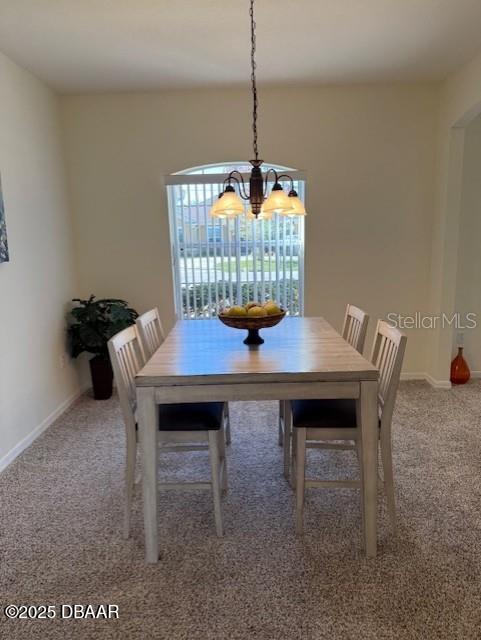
[108,325,228,539]
[288,320,407,535]
[342,304,369,353]
[135,307,165,359]
[136,307,232,446]
[279,304,369,449]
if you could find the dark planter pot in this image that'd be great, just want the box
[89,355,113,400]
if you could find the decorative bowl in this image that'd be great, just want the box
[218,309,286,345]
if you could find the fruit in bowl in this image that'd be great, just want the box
[218,300,286,345]
[264,301,281,315]
[227,305,247,317]
[247,305,267,317]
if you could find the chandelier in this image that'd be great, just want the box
[209,0,306,221]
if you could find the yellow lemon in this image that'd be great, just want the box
[264,302,281,315]
[245,301,262,310]
[228,306,247,317]
[247,306,267,317]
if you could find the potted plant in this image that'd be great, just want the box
[68,295,138,399]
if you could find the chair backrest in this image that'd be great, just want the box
[342,304,369,354]
[370,320,407,431]
[108,325,145,436]
[136,308,164,360]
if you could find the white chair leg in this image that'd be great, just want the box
[283,401,292,479]
[218,428,228,495]
[134,432,142,484]
[380,431,396,530]
[123,433,137,539]
[295,428,307,535]
[356,436,365,549]
[290,418,298,489]
[208,431,224,537]
[278,400,284,446]
[224,404,231,446]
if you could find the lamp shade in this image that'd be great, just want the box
[211,186,244,218]
[209,193,223,218]
[263,183,292,214]
[281,191,306,216]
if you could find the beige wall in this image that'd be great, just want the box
[453,115,481,371]
[427,49,481,383]
[0,52,80,468]
[62,85,439,374]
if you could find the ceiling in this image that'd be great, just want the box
[1,0,481,93]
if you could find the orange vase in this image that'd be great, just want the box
[450,347,470,385]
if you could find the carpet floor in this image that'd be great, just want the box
[1,381,481,639]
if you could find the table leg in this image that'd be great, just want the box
[137,387,159,563]
[360,380,378,557]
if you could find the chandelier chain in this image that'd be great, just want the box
[208,1,306,219]
[250,0,258,161]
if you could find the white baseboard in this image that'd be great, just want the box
[469,370,481,378]
[401,372,452,389]
[0,385,88,474]
[400,372,426,381]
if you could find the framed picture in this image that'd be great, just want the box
[0,174,9,263]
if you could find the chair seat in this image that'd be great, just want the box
[158,402,224,431]
[136,402,224,432]
[291,399,357,429]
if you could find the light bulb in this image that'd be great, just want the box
[247,205,272,220]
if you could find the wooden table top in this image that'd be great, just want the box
[136,317,378,387]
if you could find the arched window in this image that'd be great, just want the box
[165,162,305,319]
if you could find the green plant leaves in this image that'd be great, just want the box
[67,295,138,358]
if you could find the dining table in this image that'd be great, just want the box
[135,316,379,562]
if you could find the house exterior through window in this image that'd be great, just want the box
[165,162,305,319]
